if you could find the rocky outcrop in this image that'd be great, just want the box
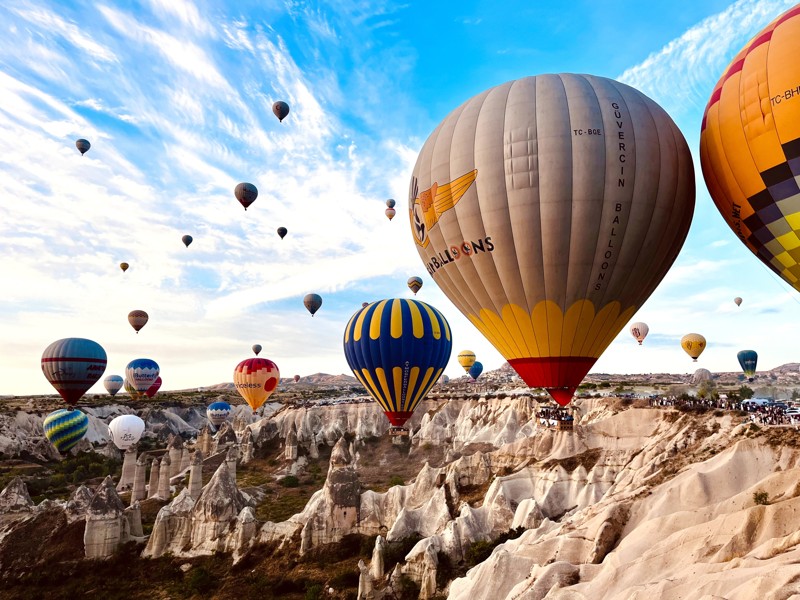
[188,450,203,499]
[190,461,247,553]
[147,458,160,499]
[117,448,137,491]
[0,478,33,513]
[84,476,128,558]
[142,488,196,558]
[131,455,147,503]
[66,485,94,523]
[156,456,171,500]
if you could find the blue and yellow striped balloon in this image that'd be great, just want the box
[43,409,89,454]
[343,298,452,428]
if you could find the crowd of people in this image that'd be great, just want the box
[536,406,575,428]
[647,395,799,427]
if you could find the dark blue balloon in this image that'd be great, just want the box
[469,361,483,380]
[737,350,758,381]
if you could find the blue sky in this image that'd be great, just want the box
[1,0,799,395]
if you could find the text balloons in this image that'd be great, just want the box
[207,401,231,427]
[343,298,452,428]
[108,414,145,450]
[409,74,695,406]
[737,349,758,382]
[126,358,160,397]
[104,375,124,397]
[701,6,800,293]
[234,357,280,411]
[75,139,91,155]
[128,310,148,333]
[630,322,649,345]
[41,338,107,405]
[407,276,423,295]
[44,409,88,453]
[182,235,193,247]
[304,293,322,316]
[681,334,706,362]
[273,101,290,122]
[235,182,258,210]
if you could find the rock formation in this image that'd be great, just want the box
[189,460,247,554]
[66,484,95,523]
[142,488,197,558]
[156,455,171,500]
[84,476,128,559]
[196,424,213,456]
[148,458,160,499]
[167,435,184,478]
[131,454,147,503]
[188,450,203,499]
[214,422,237,453]
[117,447,137,491]
[0,477,33,513]
[285,424,298,460]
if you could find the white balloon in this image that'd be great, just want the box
[108,414,145,450]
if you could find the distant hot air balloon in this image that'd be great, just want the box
[252,344,262,356]
[734,297,742,307]
[630,322,649,345]
[691,368,713,384]
[273,101,290,122]
[439,374,450,386]
[362,302,369,308]
[145,376,162,398]
[385,207,396,221]
[410,74,695,406]
[108,414,145,450]
[104,375,124,397]
[343,299,452,429]
[681,334,707,362]
[304,293,322,316]
[277,227,287,239]
[124,378,138,398]
[737,349,758,382]
[75,139,91,155]
[234,182,258,210]
[182,235,193,248]
[43,409,89,453]
[128,310,148,333]
[407,276,423,295]
[386,199,396,209]
[233,358,280,411]
[701,7,800,296]
[207,401,231,427]
[125,358,160,398]
[120,262,129,273]
[468,361,483,380]
[457,351,476,373]
[41,338,107,406]
[294,374,300,383]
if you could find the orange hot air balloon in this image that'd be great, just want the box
[701,6,800,294]
[681,333,706,362]
[128,310,148,333]
[409,74,695,406]
[233,357,280,411]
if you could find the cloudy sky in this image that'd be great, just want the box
[1,0,799,395]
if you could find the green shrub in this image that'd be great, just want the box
[184,567,217,594]
[279,475,300,488]
[304,582,323,600]
[389,475,405,487]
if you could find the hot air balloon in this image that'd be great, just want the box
[407,276,423,295]
[128,310,148,333]
[362,302,369,308]
[126,358,160,398]
[734,297,742,307]
[469,361,483,380]
[124,378,138,398]
[737,350,758,382]
[304,293,322,316]
[145,376,162,398]
[234,358,280,411]
[457,351,476,373]
[252,344,262,356]
[182,235,193,247]
[386,199,396,208]
[75,139,91,155]
[43,409,89,453]
[273,101,290,122]
[439,374,450,386]
[385,207,396,221]
[409,74,695,406]
[120,262,129,273]
[277,227,287,239]
[207,401,231,427]
[104,375,124,397]
[294,374,300,383]
[234,182,258,210]
[343,298,452,430]
[681,334,706,362]
[630,322,649,345]
[41,338,107,406]
[108,414,145,450]
[701,6,800,295]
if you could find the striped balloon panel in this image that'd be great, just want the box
[43,409,89,453]
[343,299,452,426]
[41,338,107,405]
[207,401,232,426]
[125,359,160,393]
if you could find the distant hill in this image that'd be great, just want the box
[194,373,358,392]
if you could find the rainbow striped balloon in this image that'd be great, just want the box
[343,298,452,428]
[43,409,89,453]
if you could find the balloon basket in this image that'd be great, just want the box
[388,426,409,437]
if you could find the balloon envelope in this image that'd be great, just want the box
[630,322,649,345]
[277,227,287,239]
[234,182,258,210]
[701,7,800,294]
[104,375,124,397]
[128,310,148,333]
[294,374,300,383]
[108,414,145,450]
[234,358,280,411]
[252,344,262,356]
[343,298,452,427]
[681,334,707,362]
[386,199,396,208]
[409,74,695,406]
[43,409,88,453]
[145,376,162,398]
[125,358,160,396]
[182,235,193,247]
[737,349,758,381]
[385,207,396,221]
[457,351,476,373]
[304,293,322,316]
[120,262,129,272]
[407,276,423,295]
[41,338,107,405]
[734,297,742,307]
[207,401,231,427]
[273,101,290,122]
[469,361,483,380]
[75,139,91,155]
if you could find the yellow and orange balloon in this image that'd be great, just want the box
[234,358,280,411]
[701,6,800,291]
[681,333,706,362]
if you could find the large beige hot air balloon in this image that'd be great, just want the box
[410,74,695,405]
